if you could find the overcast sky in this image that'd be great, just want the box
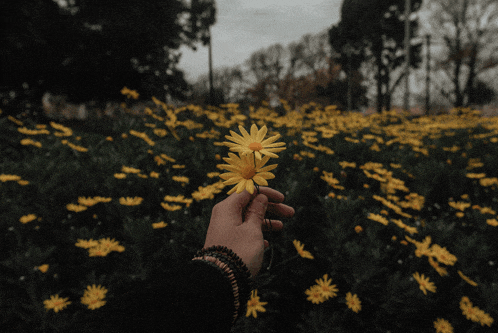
[178,0,343,82]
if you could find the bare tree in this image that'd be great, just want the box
[428,0,498,107]
[189,66,245,105]
[244,44,286,103]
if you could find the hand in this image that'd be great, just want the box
[203,187,295,277]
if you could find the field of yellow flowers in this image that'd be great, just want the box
[1,93,497,332]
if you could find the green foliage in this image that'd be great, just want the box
[1,102,497,332]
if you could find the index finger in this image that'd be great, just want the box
[253,186,285,203]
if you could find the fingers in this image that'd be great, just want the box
[243,193,268,228]
[254,186,285,204]
[266,202,295,218]
[212,187,293,228]
[262,219,283,232]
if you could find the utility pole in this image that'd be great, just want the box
[425,34,431,115]
[344,44,353,112]
[208,27,214,105]
[403,0,411,113]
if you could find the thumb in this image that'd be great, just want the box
[244,194,268,228]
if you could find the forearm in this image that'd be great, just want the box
[72,250,251,333]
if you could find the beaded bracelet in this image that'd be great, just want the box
[195,246,252,304]
[192,246,252,325]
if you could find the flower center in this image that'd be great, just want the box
[241,165,256,179]
[249,142,263,151]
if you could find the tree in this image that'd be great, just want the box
[189,66,245,106]
[428,0,498,107]
[329,0,423,113]
[0,0,216,112]
[245,44,286,104]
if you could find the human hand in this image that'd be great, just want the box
[203,187,295,277]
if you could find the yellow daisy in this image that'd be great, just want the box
[246,289,268,318]
[345,292,362,313]
[81,284,108,310]
[223,124,286,160]
[119,197,143,206]
[292,240,314,259]
[430,244,457,266]
[314,274,338,300]
[19,214,37,224]
[305,285,325,304]
[43,295,71,313]
[412,272,436,295]
[434,318,453,333]
[218,153,277,195]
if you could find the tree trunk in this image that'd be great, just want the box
[374,41,384,113]
[464,44,478,106]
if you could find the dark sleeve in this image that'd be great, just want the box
[75,260,241,333]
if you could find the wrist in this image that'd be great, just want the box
[192,246,252,325]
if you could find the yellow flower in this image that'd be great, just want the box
[114,173,127,179]
[487,218,498,226]
[345,292,362,313]
[19,214,37,224]
[20,138,42,148]
[75,239,99,249]
[66,141,88,152]
[314,274,338,300]
[50,122,72,136]
[355,225,363,233]
[293,240,314,259]
[218,152,277,195]
[430,244,457,266]
[406,235,432,258]
[434,318,454,333]
[78,197,99,206]
[367,213,389,226]
[153,128,168,137]
[150,171,160,178]
[88,244,112,257]
[160,153,176,162]
[129,129,155,146]
[122,166,141,173]
[459,296,494,326]
[191,183,223,201]
[66,203,88,212]
[223,124,286,160]
[0,174,22,182]
[428,257,448,277]
[305,285,325,304]
[119,197,143,206]
[43,295,71,313]
[246,289,268,318]
[172,176,189,184]
[207,172,220,178]
[37,264,49,273]
[81,284,108,310]
[152,221,168,229]
[99,238,125,253]
[448,201,471,211]
[320,171,343,189]
[161,202,182,211]
[121,87,139,99]
[457,270,478,287]
[412,272,436,295]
